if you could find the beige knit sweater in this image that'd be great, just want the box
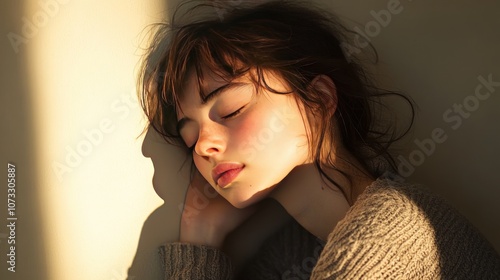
[159,177,500,279]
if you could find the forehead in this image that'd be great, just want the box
[180,67,228,101]
[179,54,262,103]
[176,67,290,117]
[178,68,229,109]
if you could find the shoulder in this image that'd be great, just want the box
[333,176,446,253]
[311,176,500,279]
[337,177,445,240]
[356,176,451,218]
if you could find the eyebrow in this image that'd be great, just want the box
[176,82,247,133]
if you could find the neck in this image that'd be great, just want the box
[270,162,373,242]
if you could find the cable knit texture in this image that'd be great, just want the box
[159,177,500,279]
[159,243,233,279]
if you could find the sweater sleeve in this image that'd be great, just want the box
[310,179,500,279]
[159,242,233,280]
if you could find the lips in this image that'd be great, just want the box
[212,163,244,188]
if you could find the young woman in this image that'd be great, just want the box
[138,1,500,279]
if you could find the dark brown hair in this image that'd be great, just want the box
[138,0,414,203]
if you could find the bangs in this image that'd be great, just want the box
[139,0,416,202]
[164,23,254,114]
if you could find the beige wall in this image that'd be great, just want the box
[1,0,171,279]
[320,0,500,251]
[1,1,498,280]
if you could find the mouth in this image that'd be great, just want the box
[212,163,245,188]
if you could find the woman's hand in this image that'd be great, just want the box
[179,169,257,248]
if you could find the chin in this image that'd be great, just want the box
[230,199,253,209]
[223,194,256,209]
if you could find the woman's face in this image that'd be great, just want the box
[177,68,311,208]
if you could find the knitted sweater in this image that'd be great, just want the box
[159,177,500,279]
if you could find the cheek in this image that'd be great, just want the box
[233,116,262,142]
[230,108,302,163]
[228,110,276,157]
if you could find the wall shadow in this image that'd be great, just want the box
[0,1,49,280]
[127,128,190,279]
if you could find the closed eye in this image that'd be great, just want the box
[222,105,246,120]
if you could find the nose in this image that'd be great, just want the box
[194,126,226,158]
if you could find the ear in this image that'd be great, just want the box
[309,75,338,113]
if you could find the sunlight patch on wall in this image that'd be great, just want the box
[26,0,166,279]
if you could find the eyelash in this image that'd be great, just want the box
[222,105,245,120]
